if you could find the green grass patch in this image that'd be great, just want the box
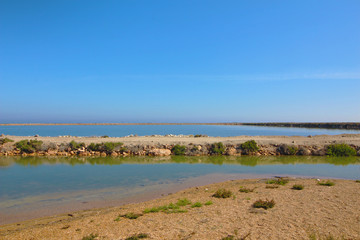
[212,188,233,198]
[266,178,289,185]
[252,199,275,210]
[204,201,213,206]
[0,137,14,145]
[171,144,186,155]
[239,186,255,193]
[326,144,356,157]
[191,202,203,208]
[176,198,191,206]
[15,139,43,153]
[210,142,225,155]
[118,212,143,220]
[265,185,279,189]
[82,233,98,240]
[292,184,304,190]
[125,233,148,240]
[317,180,335,186]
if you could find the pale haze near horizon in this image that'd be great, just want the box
[0,0,359,123]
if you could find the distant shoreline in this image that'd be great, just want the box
[0,122,359,130]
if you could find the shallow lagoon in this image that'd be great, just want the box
[1,156,359,224]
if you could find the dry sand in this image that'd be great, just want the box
[1,178,359,240]
[4,134,360,148]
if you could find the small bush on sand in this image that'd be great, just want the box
[326,144,356,157]
[171,144,186,155]
[287,146,299,155]
[87,142,124,153]
[241,140,259,153]
[210,142,225,155]
[356,180,360,183]
[82,233,98,240]
[212,188,233,198]
[266,178,289,185]
[15,140,43,153]
[204,201,213,205]
[118,212,143,220]
[292,184,304,190]
[239,186,255,193]
[125,233,148,240]
[252,199,275,210]
[317,180,335,186]
[0,138,14,145]
[194,134,208,138]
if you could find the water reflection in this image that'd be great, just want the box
[1,155,359,167]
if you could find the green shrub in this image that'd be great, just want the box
[87,142,124,153]
[82,233,98,240]
[69,140,85,150]
[287,146,298,155]
[356,180,360,183]
[265,185,279,189]
[171,145,186,155]
[15,140,43,153]
[326,144,356,157]
[0,138,14,145]
[194,134,208,138]
[317,180,335,186]
[210,142,225,155]
[125,233,148,240]
[292,184,304,190]
[266,178,289,185]
[252,199,275,210]
[88,143,101,151]
[241,140,259,153]
[212,188,233,198]
[191,202,203,208]
[204,201,213,205]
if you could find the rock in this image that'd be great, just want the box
[34,134,39,137]
[226,147,238,156]
[298,147,311,156]
[148,149,171,156]
[100,152,107,157]
[111,152,118,157]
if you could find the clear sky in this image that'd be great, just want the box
[1,0,359,123]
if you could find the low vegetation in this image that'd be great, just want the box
[210,142,225,155]
[0,137,14,145]
[265,185,279,189]
[176,198,192,206]
[239,186,255,193]
[287,146,299,155]
[69,140,85,150]
[292,184,304,190]
[241,140,259,153]
[115,212,143,221]
[143,203,187,214]
[194,134,208,138]
[204,200,213,205]
[15,139,43,153]
[81,233,98,240]
[171,144,186,155]
[266,178,289,185]
[125,233,148,240]
[191,202,203,208]
[252,199,275,210]
[88,142,125,153]
[326,144,356,157]
[317,180,335,186]
[212,188,233,198]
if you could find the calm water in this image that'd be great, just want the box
[0,156,359,224]
[1,124,360,137]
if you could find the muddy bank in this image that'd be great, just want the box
[1,134,360,157]
[1,178,359,240]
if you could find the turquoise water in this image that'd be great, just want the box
[1,156,359,224]
[1,124,359,137]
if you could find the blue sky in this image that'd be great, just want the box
[0,0,359,123]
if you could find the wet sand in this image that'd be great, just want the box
[1,178,359,240]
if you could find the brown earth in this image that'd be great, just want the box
[1,178,359,240]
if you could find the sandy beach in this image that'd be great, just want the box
[1,178,359,240]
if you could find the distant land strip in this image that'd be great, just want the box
[0,122,359,130]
